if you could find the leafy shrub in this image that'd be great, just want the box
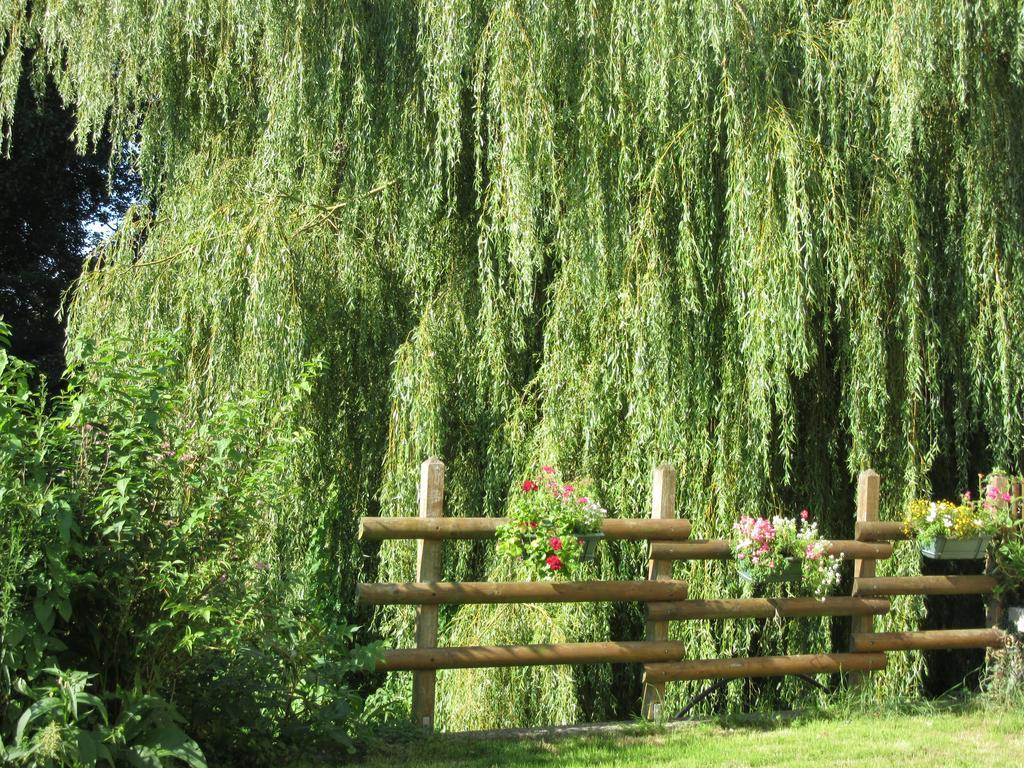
[4,670,203,767]
[0,325,383,765]
[994,527,1024,604]
[984,635,1024,707]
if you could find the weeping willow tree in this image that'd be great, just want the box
[4,0,1024,729]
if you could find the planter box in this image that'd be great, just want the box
[576,532,605,562]
[920,535,991,560]
[738,557,802,585]
[1009,606,1024,634]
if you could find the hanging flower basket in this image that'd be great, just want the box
[496,466,608,579]
[517,531,605,564]
[905,476,1011,561]
[738,556,802,584]
[576,532,605,562]
[730,510,842,598]
[920,534,991,560]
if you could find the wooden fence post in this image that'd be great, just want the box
[412,457,445,729]
[850,469,880,685]
[642,463,677,719]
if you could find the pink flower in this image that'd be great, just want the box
[542,466,555,474]
[987,484,1000,500]
[805,544,820,561]
[1002,491,1012,503]
[549,537,563,551]
[737,553,746,560]
[522,479,539,492]
[800,509,809,521]
[546,554,563,570]
[564,484,574,493]
[963,490,972,501]
[577,497,589,504]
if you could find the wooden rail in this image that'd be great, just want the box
[360,516,692,541]
[844,470,1009,693]
[853,575,997,597]
[647,597,891,622]
[648,540,892,561]
[376,641,689,671]
[361,462,1006,731]
[643,652,887,684]
[365,459,699,729]
[649,540,730,560]
[855,521,912,542]
[358,579,689,605]
[851,628,1006,653]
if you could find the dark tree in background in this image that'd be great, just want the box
[0,60,137,383]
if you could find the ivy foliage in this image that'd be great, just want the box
[4,1,1024,727]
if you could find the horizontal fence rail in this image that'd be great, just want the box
[643,652,888,684]
[851,628,1006,653]
[362,462,1009,731]
[855,521,912,542]
[853,575,997,597]
[358,580,689,606]
[647,597,891,622]
[360,516,693,541]
[376,641,690,671]
[648,540,893,561]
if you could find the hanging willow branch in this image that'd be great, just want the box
[5,0,1024,728]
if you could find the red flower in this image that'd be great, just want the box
[529,521,538,529]
[545,554,563,570]
[800,509,809,521]
[549,537,563,551]
[522,479,539,492]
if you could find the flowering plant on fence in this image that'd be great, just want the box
[730,510,842,598]
[904,473,1014,542]
[495,466,607,579]
[904,498,992,541]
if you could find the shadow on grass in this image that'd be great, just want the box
[353,691,1015,768]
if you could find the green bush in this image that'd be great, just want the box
[0,325,384,765]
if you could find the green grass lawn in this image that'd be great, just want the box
[357,705,1024,767]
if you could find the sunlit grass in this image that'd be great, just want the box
[356,703,1024,767]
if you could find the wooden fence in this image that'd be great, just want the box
[357,459,1011,729]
